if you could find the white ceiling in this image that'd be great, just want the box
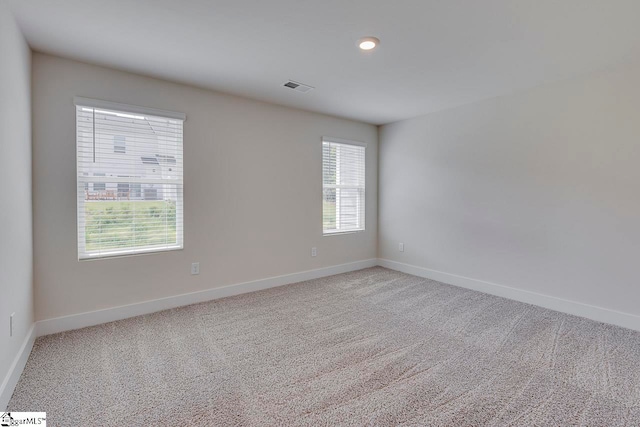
[9,0,640,125]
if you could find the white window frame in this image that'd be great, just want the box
[75,97,186,260]
[322,136,366,236]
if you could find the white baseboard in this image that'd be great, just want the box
[36,259,378,337]
[377,258,640,332]
[0,324,35,410]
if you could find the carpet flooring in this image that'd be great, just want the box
[9,267,640,426]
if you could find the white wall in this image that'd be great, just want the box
[0,1,34,403]
[379,59,640,319]
[32,53,377,321]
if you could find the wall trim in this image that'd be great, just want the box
[1,324,35,410]
[377,258,640,332]
[36,259,377,337]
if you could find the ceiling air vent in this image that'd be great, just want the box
[283,80,314,93]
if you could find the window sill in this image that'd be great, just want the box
[323,229,365,237]
[79,245,183,261]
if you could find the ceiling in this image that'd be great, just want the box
[9,0,640,125]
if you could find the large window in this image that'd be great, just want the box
[75,97,185,259]
[322,137,366,234]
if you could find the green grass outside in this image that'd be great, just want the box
[323,200,336,230]
[85,200,177,251]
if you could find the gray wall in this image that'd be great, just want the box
[379,59,640,317]
[32,53,378,321]
[0,2,34,394]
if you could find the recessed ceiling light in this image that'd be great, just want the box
[358,37,380,51]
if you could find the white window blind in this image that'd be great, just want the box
[322,137,366,234]
[75,98,185,259]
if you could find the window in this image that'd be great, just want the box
[92,173,106,192]
[322,137,366,234]
[113,135,126,153]
[75,97,185,259]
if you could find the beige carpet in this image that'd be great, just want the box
[9,267,640,426]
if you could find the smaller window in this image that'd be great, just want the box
[117,182,130,199]
[141,156,159,165]
[113,135,126,153]
[92,173,106,192]
[322,137,366,234]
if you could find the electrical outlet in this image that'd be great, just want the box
[10,313,15,337]
[399,242,404,252]
[311,247,317,257]
[191,262,200,275]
